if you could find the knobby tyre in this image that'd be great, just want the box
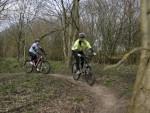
[40,61,51,74]
[72,63,80,80]
[85,67,95,86]
[24,60,33,73]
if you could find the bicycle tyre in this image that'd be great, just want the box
[24,60,33,73]
[85,67,95,86]
[72,63,80,80]
[40,61,51,74]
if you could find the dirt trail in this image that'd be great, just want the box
[51,74,128,113]
[0,73,127,113]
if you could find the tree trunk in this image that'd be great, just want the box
[17,41,21,61]
[61,0,68,62]
[67,0,80,67]
[128,0,150,113]
[60,0,80,66]
[23,37,26,62]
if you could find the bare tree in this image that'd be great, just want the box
[80,0,140,63]
[7,0,43,61]
[0,0,9,17]
[39,0,80,66]
[128,0,150,113]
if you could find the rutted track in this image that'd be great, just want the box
[51,74,128,113]
[0,73,128,113]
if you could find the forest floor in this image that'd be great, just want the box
[0,58,137,113]
[0,71,135,113]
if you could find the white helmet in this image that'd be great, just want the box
[35,38,40,42]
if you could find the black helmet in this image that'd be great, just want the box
[35,38,40,42]
[79,32,86,38]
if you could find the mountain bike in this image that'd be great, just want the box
[72,53,96,86]
[24,54,51,74]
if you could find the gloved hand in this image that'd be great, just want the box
[77,53,82,57]
[93,52,96,56]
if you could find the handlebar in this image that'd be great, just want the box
[37,53,47,60]
[77,52,96,58]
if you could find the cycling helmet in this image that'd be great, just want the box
[35,38,40,42]
[79,32,86,38]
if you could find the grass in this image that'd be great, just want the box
[0,57,137,98]
[0,73,94,113]
[49,60,67,73]
[73,96,85,103]
[92,63,137,97]
[0,58,23,73]
[0,57,67,73]
[48,60,137,97]
[0,57,137,113]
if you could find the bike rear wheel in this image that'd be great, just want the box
[24,60,33,73]
[85,67,95,86]
[72,63,80,80]
[40,61,51,74]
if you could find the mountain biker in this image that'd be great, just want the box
[29,38,45,71]
[72,32,95,75]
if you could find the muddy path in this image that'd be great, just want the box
[51,74,128,113]
[0,73,128,113]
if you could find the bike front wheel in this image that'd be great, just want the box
[85,67,95,86]
[72,63,80,80]
[40,61,51,74]
[24,60,33,73]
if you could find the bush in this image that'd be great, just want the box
[49,60,69,74]
[0,57,22,73]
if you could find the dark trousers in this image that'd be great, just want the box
[72,51,84,71]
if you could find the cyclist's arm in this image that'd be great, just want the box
[85,40,92,49]
[72,39,79,51]
[32,46,36,51]
[72,50,78,55]
[32,46,38,53]
[39,47,46,55]
[85,40,96,55]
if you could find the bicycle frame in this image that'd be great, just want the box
[78,55,91,73]
[34,55,43,68]
[72,53,95,85]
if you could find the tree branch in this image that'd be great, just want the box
[39,27,64,40]
[103,47,150,70]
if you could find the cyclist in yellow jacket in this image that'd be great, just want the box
[72,32,93,75]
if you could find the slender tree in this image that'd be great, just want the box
[66,0,80,66]
[128,0,150,113]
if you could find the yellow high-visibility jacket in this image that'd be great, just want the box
[72,39,92,51]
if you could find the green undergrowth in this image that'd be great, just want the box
[0,73,94,113]
[0,58,68,74]
[50,61,138,98]
[0,57,138,98]
[49,60,69,74]
[93,64,137,97]
[0,58,22,73]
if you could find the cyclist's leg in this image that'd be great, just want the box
[33,54,40,71]
[72,52,80,73]
[34,54,38,65]
[81,57,84,69]
[79,52,84,69]
[75,54,80,71]
[29,52,36,66]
